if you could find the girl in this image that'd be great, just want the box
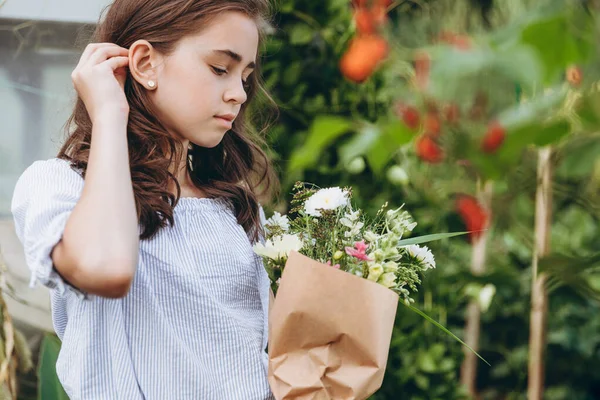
[11,0,278,398]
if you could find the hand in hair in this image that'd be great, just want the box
[70,43,130,123]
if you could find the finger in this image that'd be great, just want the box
[102,56,130,71]
[80,43,121,62]
[87,46,130,66]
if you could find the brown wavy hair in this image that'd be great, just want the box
[57,0,279,242]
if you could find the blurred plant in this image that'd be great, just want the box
[0,250,33,400]
[261,0,600,398]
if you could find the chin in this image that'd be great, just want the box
[191,132,227,149]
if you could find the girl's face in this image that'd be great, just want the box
[132,11,259,148]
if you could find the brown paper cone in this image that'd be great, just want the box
[268,251,399,400]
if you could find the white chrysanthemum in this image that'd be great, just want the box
[266,211,289,232]
[253,234,304,261]
[404,244,436,270]
[304,187,349,217]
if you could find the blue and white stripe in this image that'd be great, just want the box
[11,158,274,399]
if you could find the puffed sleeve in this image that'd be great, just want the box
[11,158,86,298]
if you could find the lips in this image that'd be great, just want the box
[214,115,235,129]
[215,114,236,122]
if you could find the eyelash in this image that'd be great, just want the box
[211,66,250,90]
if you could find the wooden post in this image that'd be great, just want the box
[460,181,493,398]
[528,147,553,400]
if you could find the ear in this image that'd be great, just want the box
[129,40,163,90]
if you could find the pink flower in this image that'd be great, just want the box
[326,260,341,269]
[345,240,373,261]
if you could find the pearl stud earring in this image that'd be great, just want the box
[148,80,156,88]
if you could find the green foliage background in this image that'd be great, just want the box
[260,0,600,398]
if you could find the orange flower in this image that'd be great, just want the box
[340,35,388,83]
[354,8,375,34]
[416,135,443,163]
[566,65,582,87]
[456,195,489,241]
[481,121,505,153]
[395,103,420,130]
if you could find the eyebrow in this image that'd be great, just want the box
[212,49,256,69]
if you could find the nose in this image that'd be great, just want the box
[223,79,247,105]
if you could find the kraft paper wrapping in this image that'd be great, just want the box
[268,251,399,400]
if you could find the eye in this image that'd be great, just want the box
[242,80,251,90]
[211,66,227,75]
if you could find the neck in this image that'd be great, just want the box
[168,139,191,192]
[168,139,207,199]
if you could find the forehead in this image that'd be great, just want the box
[179,11,259,62]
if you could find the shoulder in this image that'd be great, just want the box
[21,158,82,180]
[16,158,83,190]
[12,158,84,212]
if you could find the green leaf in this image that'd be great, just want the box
[539,253,600,301]
[557,137,600,178]
[364,120,414,175]
[520,13,594,83]
[382,119,415,147]
[289,23,314,45]
[414,373,430,390]
[532,120,571,146]
[289,116,352,171]
[397,232,468,247]
[495,46,544,91]
[497,86,567,129]
[418,352,438,373]
[38,334,69,400]
[404,304,491,366]
[283,62,303,86]
[469,151,507,182]
[576,91,600,131]
[338,124,380,166]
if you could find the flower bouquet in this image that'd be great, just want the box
[254,183,464,400]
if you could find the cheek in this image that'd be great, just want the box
[157,64,216,120]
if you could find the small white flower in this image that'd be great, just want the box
[378,272,397,288]
[478,284,496,313]
[253,234,304,261]
[346,157,366,174]
[346,210,360,222]
[266,211,290,232]
[304,187,349,217]
[393,211,417,233]
[367,263,384,281]
[340,217,354,228]
[387,165,409,186]
[364,231,379,243]
[383,261,398,272]
[344,221,364,238]
[404,244,436,270]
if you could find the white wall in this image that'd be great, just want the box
[0,0,112,24]
[0,5,92,331]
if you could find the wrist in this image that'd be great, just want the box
[91,105,130,126]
